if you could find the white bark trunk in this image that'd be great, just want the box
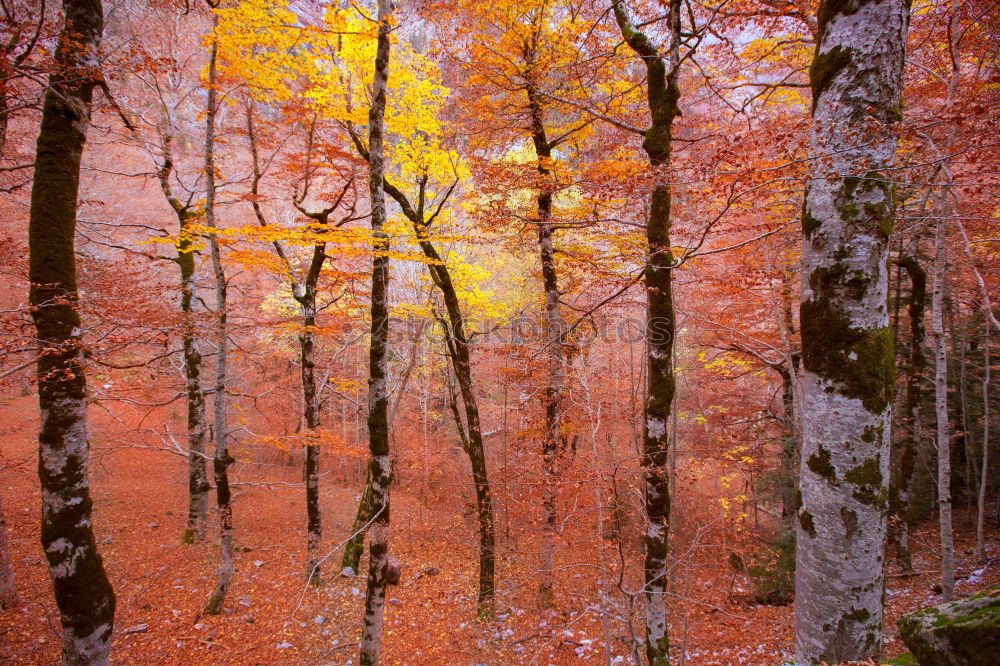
[796,0,908,662]
[932,207,955,602]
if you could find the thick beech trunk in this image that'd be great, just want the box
[795,0,908,661]
[202,29,235,615]
[894,256,926,571]
[359,2,393,662]
[525,83,562,610]
[27,0,116,661]
[613,2,681,662]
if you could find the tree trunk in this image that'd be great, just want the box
[27,0,116,661]
[342,467,373,574]
[301,296,322,585]
[931,207,955,602]
[155,141,209,546]
[359,2,393,662]
[246,107,327,584]
[0,496,17,609]
[412,227,496,615]
[525,83,562,610]
[795,0,908,661]
[895,256,926,571]
[978,320,990,562]
[613,1,682,662]
[202,27,235,615]
[180,238,209,544]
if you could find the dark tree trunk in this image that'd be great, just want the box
[300,287,322,585]
[359,1,393,662]
[155,141,209,545]
[613,2,681,662]
[27,0,116,661]
[342,467,373,574]
[246,107,329,584]
[525,82,562,611]
[894,255,926,571]
[202,27,235,616]
[400,195,496,616]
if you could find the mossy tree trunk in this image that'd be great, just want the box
[795,0,908,661]
[27,0,116,660]
[342,467,373,573]
[612,1,681,662]
[202,24,235,616]
[359,1,393,662]
[894,256,926,572]
[154,138,209,545]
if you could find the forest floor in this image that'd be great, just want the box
[1,392,998,665]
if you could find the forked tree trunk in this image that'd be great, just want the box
[155,140,209,545]
[245,108,327,584]
[894,256,926,571]
[613,1,681,662]
[27,0,116,661]
[359,1,393,662]
[795,0,908,661]
[411,220,496,615]
[202,26,235,615]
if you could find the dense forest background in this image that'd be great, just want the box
[0,0,997,663]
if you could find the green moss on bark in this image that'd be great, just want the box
[845,457,886,507]
[809,44,856,111]
[799,510,817,537]
[807,445,837,484]
[801,295,894,413]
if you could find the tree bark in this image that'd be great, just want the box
[154,139,209,545]
[342,467,373,574]
[27,0,116,661]
[202,25,235,615]
[524,82,563,610]
[0,495,18,609]
[978,320,990,562]
[613,1,681,662]
[931,204,954,602]
[359,1,393,662]
[246,109,334,584]
[795,0,908,661]
[415,227,496,615]
[894,256,926,571]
